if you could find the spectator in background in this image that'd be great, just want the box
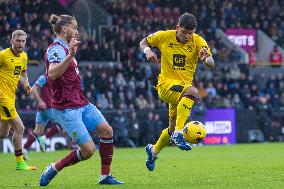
[191,98,207,124]
[255,96,272,141]
[249,46,257,66]
[112,108,130,147]
[127,111,140,147]
[143,111,155,145]
[27,41,43,61]
[270,45,282,67]
[153,113,163,141]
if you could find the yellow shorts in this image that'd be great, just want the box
[156,75,192,121]
[0,96,18,120]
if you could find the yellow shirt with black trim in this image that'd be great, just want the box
[0,48,28,104]
[146,30,211,84]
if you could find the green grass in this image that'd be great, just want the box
[1,143,284,189]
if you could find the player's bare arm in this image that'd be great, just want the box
[198,47,214,69]
[31,85,46,110]
[20,70,31,95]
[139,38,158,63]
[48,37,80,80]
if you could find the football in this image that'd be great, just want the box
[183,121,206,144]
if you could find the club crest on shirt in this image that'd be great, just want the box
[52,50,59,61]
[72,131,78,139]
[168,42,174,48]
[187,44,194,52]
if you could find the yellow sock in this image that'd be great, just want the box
[16,155,24,163]
[153,128,171,154]
[175,97,194,130]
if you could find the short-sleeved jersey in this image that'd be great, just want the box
[34,74,53,109]
[45,38,88,110]
[146,30,211,84]
[0,48,28,100]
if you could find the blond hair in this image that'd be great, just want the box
[11,30,27,39]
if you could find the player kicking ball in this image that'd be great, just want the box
[139,12,214,171]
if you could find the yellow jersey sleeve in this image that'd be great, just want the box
[146,30,168,49]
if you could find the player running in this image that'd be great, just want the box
[23,74,63,160]
[139,12,214,171]
[39,14,123,186]
[0,30,36,170]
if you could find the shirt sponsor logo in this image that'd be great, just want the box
[173,54,186,70]
[13,66,21,75]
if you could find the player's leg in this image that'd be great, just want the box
[7,116,36,170]
[38,109,63,149]
[153,105,176,154]
[175,86,198,130]
[36,123,62,153]
[0,104,12,138]
[145,106,176,171]
[0,120,11,138]
[83,103,123,185]
[40,108,94,186]
[42,124,62,141]
[23,110,49,157]
[170,86,198,149]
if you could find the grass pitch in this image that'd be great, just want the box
[0,143,284,189]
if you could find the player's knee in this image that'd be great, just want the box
[182,86,199,102]
[80,144,95,160]
[14,124,25,135]
[34,125,44,135]
[101,125,113,138]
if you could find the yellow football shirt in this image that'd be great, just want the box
[146,30,211,84]
[0,48,28,104]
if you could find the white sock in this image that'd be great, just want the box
[51,163,58,172]
[100,175,108,181]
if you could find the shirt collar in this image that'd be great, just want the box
[53,38,69,49]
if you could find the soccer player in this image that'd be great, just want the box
[39,14,123,186]
[23,74,63,159]
[139,12,214,171]
[0,30,36,170]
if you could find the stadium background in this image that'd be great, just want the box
[0,0,284,151]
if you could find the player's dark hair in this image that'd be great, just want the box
[178,12,197,30]
[49,14,75,34]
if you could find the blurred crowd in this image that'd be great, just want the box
[1,0,283,143]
